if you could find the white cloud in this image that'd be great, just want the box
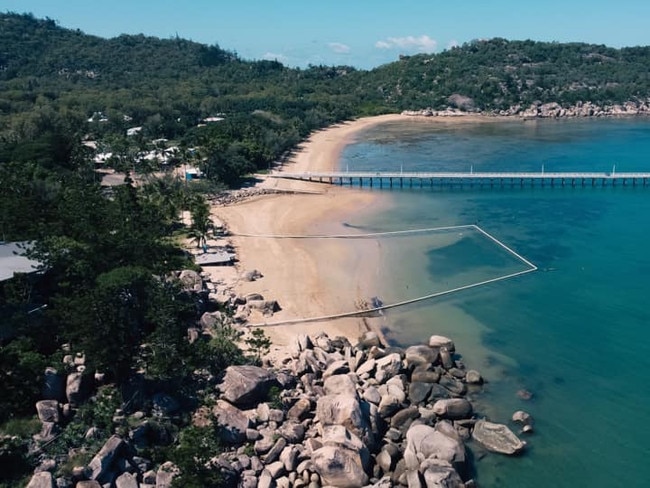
[375,35,437,53]
[328,42,351,54]
[447,39,459,49]
[261,52,289,64]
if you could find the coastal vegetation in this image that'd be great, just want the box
[2,10,650,487]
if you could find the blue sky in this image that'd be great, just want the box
[3,0,650,69]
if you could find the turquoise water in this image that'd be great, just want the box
[340,118,650,487]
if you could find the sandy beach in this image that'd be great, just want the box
[209,114,407,352]
[210,113,509,354]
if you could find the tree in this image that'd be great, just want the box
[187,196,213,249]
[244,328,272,364]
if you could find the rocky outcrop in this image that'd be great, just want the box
[26,326,531,488]
[217,365,279,408]
[403,98,650,119]
[472,419,526,455]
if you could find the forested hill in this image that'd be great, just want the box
[3,11,650,134]
[369,38,650,111]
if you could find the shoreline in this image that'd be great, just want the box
[211,115,406,353]
[208,113,536,354]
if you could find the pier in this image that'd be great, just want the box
[268,170,650,188]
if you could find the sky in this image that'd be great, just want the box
[3,0,650,69]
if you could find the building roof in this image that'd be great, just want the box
[195,251,235,266]
[0,242,42,282]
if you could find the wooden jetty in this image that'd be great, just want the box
[267,171,650,188]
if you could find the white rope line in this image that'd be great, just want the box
[231,224,537,326]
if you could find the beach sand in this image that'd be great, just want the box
[209,113,505,355]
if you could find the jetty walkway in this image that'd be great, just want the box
[268,171,650,188]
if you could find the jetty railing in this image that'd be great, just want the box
[267,171,650,188]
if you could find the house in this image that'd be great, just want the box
[0,242,41,282]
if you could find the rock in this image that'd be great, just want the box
[179,269,203,292]
[362,386,381,405]
[312,446,369,488]
[422,464,464,488]
[438,376,466,396]
[278,421,305,443]
[376,449,393,473]
[255,434,276,455]
[280,445,299,472]
[87,435,125,483]
[465,370,483,385]
[321,425,369,464]
[471,419,526,455]
[428,335,455,352]
[404,345,438,367]
[411,366,440,384]
[65,372,85,406]
[259,470,275,488]
[378,392,402,418]
[406,469,423,488]
[76,482,101,488]
[152,393,180,416]
[428,384,452,402]
[375,353,402,383]
[355,358,376,377]
[218,365,278,407]
[266,460,286,478]
[26,471,55,488]
[243,269,263,282]
[35,400,60,423]
[316,395,371,444]
[408,382,433,405]
[43,367,65,402]
[357,331,383,350]
[390,406,420,430]
[212,400,252,444]
[403,424,466,472]
[323,359,350,378]
[264,438,287,464]
[287,397,311,420]
[268,408,284,423]
[156,461,179,488]
[248,299,280,315]
[516,389,533,400]
[324,374,358,397]
[439,348,455,369]
[115,472,138,488]
[512,410,533,425]
[432,399,473,420]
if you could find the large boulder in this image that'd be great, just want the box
[213,400,252,444]
[25,471,55,488]
[405,345,438,367]
[87,435,126,483]
[115,472,139,488]
[375,353,402,383]
[324,374,358,397]
[422,464,465,488]
[66,372,86,406]
[312,445,369,488]
[428,335,455,352]
[404,424,466,472]
[316,395,371,444]
[472,419,526,455]
[179,269,203,292]
[42,367,65,402]
[218,365,278,408]
[432,399,473,420]
[35,400,60,423]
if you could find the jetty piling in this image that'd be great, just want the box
[268,170,650,189]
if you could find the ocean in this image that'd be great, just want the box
[339,117,650,487]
